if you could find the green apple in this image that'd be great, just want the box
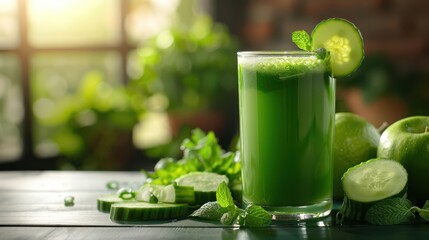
[377,116,429,203]
[333,112,380,200]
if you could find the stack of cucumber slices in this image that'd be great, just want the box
[97,172,230,222]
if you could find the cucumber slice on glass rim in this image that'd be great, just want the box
[311,18,364,77]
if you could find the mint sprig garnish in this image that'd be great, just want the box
[292,31,327,61]
[291,30,312,51]
[191,182,272,227]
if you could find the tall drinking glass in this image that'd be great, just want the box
[237,51,335,220]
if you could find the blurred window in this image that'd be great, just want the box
[0,0,178,165]
[28,0,121,47]
[0,54,22,162]
[0,0,19,49]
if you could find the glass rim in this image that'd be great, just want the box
[237,51,318,57]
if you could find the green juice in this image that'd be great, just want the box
[237,52,335,218]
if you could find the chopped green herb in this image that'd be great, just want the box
[149,193,159,204]
[117,188,135,200]
[64,196,75,207]
[106,181,120,190]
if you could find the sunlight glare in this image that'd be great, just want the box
[0,0,15,11]
[29,0,77,12]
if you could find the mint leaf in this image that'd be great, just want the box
[410,200,429,222]
[190,201,223,220]
[292,30,312,51]
[220,209,241,225]
[216,181,234,208]
[242,204,272,227]
[419,201,429,222]
[365,198,415,225]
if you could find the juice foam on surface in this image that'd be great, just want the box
[238,53,329,75]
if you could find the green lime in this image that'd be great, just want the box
[333,112,380,199]
[311,18,364,77]
[377,116,429,204]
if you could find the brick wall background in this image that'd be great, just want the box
[215,0,429,127]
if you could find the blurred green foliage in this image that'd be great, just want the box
[337,55,394,103]
[129,14,239,112]
[34,71,143,170]
[33,6,239,169]
[337,54,429,115]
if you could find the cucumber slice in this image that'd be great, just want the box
[311,18,364,77]
[110,202,188,222]
[97,194,135,213]
[175,172,229,205]
[135,183,195,204]
[342,159,407,203]
[337,159,408,222]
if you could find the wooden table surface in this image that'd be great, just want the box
[0,171,428,239]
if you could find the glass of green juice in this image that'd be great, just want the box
[237,51,335,220]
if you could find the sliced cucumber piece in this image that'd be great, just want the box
[175,172,229,205]
[110,202,188,222]
[97,194,135,213]
[135,183,194,204]
[311,18,364,77]
[342,159,407,203]
[337,159,408,222]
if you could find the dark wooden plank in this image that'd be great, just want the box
[1,225,429,240]
[0,191,221,227]
[1,171,429,240]
[0,190,335,227]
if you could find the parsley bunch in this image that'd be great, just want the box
[144,129,241,186]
